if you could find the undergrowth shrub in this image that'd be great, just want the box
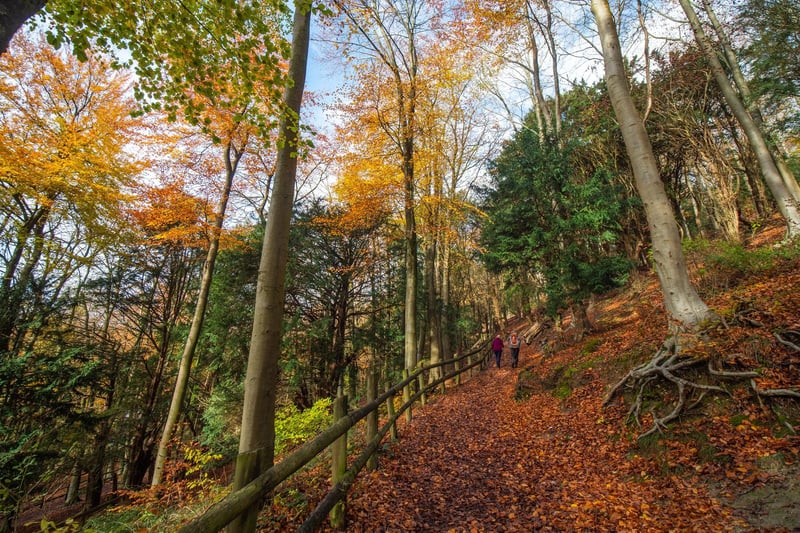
[30,518,96,533]
[684,238,800,294]
[83,441,225,532]
[201,378,243,460]
[275,397,333,456]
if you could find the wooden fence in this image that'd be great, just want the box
[178,339,492,533]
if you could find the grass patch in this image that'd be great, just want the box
[546,356,603,400]
[581,338,602,356]
[685,238,800,295]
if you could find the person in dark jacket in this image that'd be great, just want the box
[492,334,504,368]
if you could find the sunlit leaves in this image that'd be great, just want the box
[38,0,293,139]
[0,31,145,248]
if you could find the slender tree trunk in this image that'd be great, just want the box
[403,163,418,374]
[439,232,451,365]
[592,0,714,328]
[540,0,561,136]
[700,0,800,202]
[679,0,800,237]
[425,242,442,382]
[65,459,82,506]
[523,5,549,138]
[151,141,243,487]
[228,5,310,532]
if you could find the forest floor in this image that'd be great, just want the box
[21,222,798,532]
[271,219,799,532]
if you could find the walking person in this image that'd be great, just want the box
[508,331,521,368]
[492,333,504,368]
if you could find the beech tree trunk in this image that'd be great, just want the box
[335,0,422,376]
[425,242,442,382]
[700,0,800,203]
[228,5,310,532]
[592,0,714,328]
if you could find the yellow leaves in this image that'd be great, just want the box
[0,31,150,250]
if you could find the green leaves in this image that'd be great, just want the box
[479,122,631,314]
[38,0,292,139]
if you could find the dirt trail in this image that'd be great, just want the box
[333,346,748,532]
[347,366,544,531]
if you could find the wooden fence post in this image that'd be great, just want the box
[403,369,412,423]
[454,357,461,386]
[385,383,398,441]
[418,373,426,406]
[330,395,347,529]
[367,371,378,471]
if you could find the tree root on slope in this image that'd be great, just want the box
[603,327,798,441]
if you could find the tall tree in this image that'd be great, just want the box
[333,0,430,375]
[152,115,251,487]
[479,123,631,333]
[591,0,715,328]
[229,3,311,531]
[464,0,562,136]
[123,181,207,488]
[0,32,142,353]
[701,0,800,202]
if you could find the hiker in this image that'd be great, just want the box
[492,333,504,368]
[508,331,521,368]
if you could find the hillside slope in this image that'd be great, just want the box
[306,222,799,532]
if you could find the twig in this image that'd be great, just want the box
[756,388,800,399]
[736,313,763,327]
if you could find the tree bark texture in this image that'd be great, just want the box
[592,0,714,328]
[228,4,311,532]
[679,0,800,237]
[0,0,46,54]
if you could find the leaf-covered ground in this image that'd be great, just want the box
[338,366,759,532]
[284,222,800,532]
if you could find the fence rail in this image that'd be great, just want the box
[179,338,491,533]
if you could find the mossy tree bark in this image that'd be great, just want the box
[228,4,311,532]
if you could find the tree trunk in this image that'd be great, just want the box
[228,4,310,532]
[523,5,549,139]
[425,243,442,382]
[402,115,418,377]
[679,0,800,238]
[540,0,561,136]
[592,0,714,328]
[65,460,81,506]
[700,0,800,202]
[152,140,242,487]
[0,0,47,54]
[440,232,451,366]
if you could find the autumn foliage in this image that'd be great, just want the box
[260,219,799,532]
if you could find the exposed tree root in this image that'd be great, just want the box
[774,331,800,353]
[604,326,798,441]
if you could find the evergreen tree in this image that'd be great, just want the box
[479,120,631,324]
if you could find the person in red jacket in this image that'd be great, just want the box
[492,333,504,368]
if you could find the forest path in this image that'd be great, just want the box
[332,344,746,532]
